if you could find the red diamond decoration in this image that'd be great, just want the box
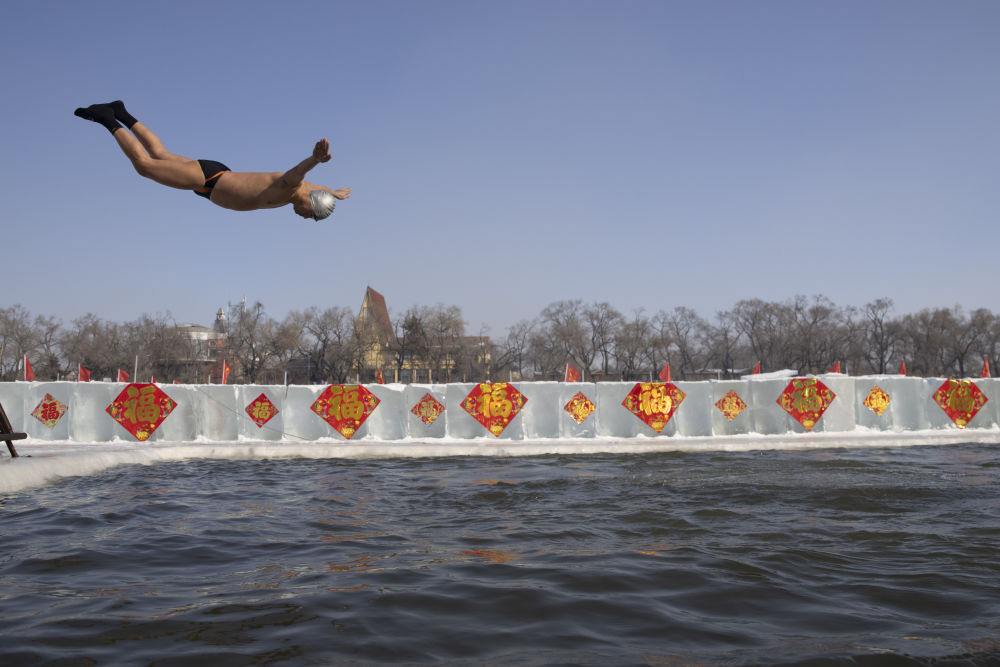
[411,392,446,425]
[31,393,68,429]
[106,383,176,441]
[461,382,527,437]
[932,379,988,429]
[777,378,835,431]
[311,384,380,439]
[245,392,279,428]
[715,389,747,421]
[564,391,596,424]
[622,382,686,433]
[864,385,891,416]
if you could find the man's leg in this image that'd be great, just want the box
[75,102,205,190]
[110,101,188,162]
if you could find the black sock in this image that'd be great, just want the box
[74,104,121,135]
[108,100,138,129]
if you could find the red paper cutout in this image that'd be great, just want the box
[932,379,988,429]
[311,384,380,439]
[715,389,747,421]
[106,383,176,441]
[245,393,279,428]
[863,385,890,416]
[564,391,596,424]
[461,382,527,437]
[622,382,686,433]
[777,378,835,431]
[411,392,446,425]
[32,393,68,429]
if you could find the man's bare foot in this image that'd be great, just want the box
[332,188,351,200]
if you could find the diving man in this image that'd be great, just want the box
[74,101,351,220]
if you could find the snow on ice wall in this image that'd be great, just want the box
[0,376,997,443]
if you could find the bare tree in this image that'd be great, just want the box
[227,301,273,383]
[298,306,358,383]
[135,313,193,382]
[527,326,564,380]
[585,302,623,376]
[701,311,744,378]
[539,300,594,375]
[660,306,709,379]
[391,307,429,383]
[60,313,113,379]
[899,307,960,376]
[0,305,38,380]
[262,313,305,383]
[454,326,492,382]
[861,298,899,374]
[424,304,465,382]
[31,314,63,381]
[953,307,994,377]
[499,319,535,380]
[728,299,789,372]
[786,295,846,374]
[614,309,652,380]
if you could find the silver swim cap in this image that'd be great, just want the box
[309,190,336,220]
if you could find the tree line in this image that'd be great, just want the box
[504,296,998,381]
[1,296,998,383]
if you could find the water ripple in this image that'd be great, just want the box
[1,444,999,665]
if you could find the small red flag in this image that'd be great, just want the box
[752,362,761,375]
[981,357,991,379]
[564,363,581,383]
[658,362,671,382]
[221,360,231,385]
[78,364,91,382]
[898,361,907,375]
[117,369,130,382]
[24,355,34,381]
[828,361,841,373]
[376,368,385,384]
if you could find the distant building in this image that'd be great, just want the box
[356,286,397,379]
[175,308,230,382]
[356,286,493,383]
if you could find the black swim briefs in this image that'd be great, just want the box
[194,159,231,199]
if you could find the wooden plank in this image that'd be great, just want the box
[0,399,21,457]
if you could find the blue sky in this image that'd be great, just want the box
[3,1,998,335]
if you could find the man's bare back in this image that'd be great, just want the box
[210,171,351,213]
[210,138,351,218]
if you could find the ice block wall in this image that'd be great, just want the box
[0,376,996,443]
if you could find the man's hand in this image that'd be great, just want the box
[313,139,332,163]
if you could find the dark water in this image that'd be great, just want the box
[2,444,999,666]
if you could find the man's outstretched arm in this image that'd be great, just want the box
[280,139,331,188]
